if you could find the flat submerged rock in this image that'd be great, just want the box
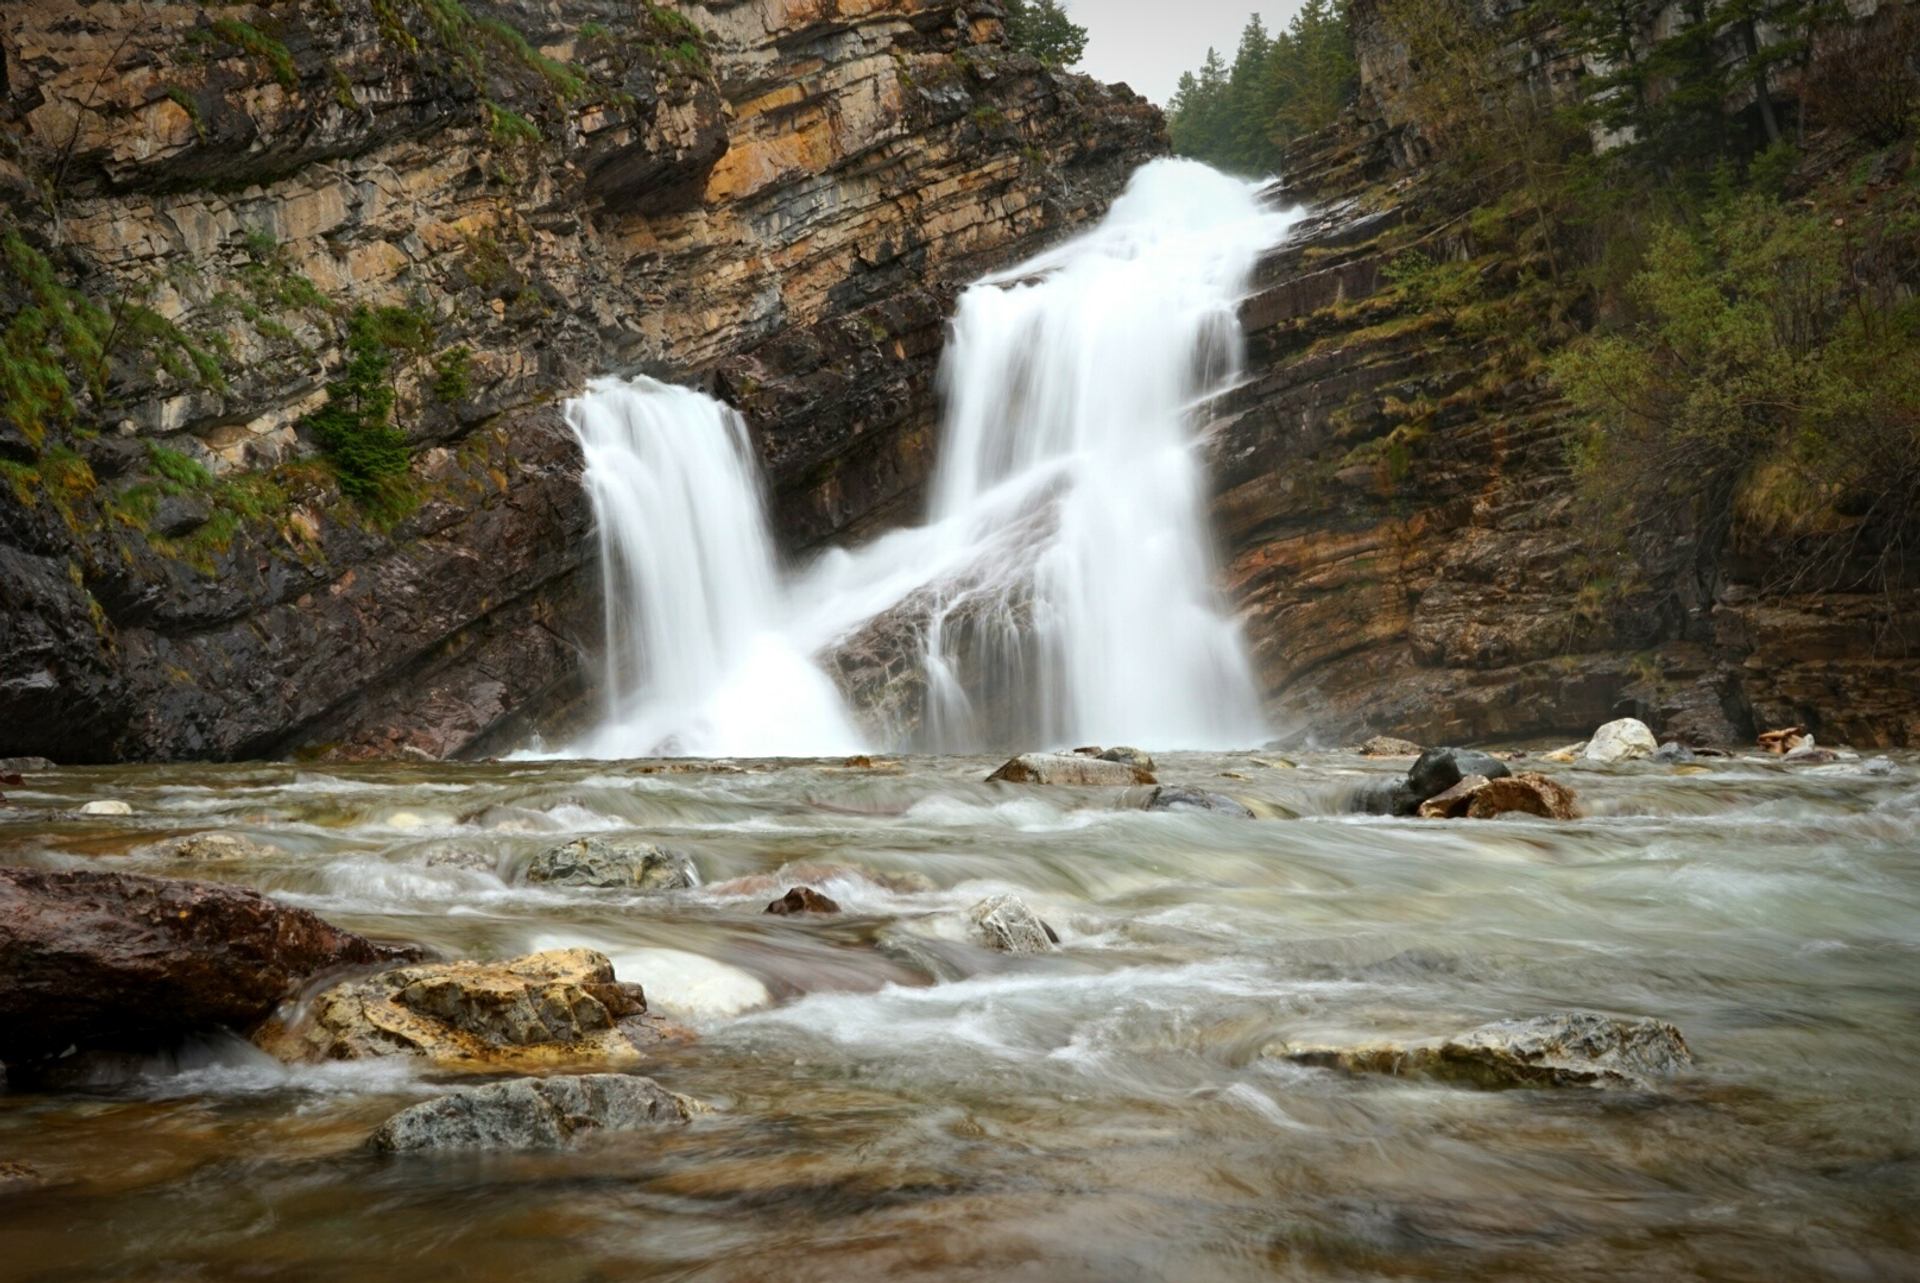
[370,1073,702,1153]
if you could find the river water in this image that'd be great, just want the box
[3,750,1916,1280]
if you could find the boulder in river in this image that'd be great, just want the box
[1465,773,1581,820]
[988,753,1157,786]
[77,799,131,816]
[0,867,411,1067]
[766,886,840,915]
[525,837,697,891]
[1144,786,1255,818]
[968,894,1058,953]
[1416,775,1492,818]
[1277,1012,1693,1091]
[255,948,689,1072]
[370,1073,701,1153]
[1651,741,1696,764]
[1080,745,1156,771]
[1408,747,1512,800]
[1581,718,1658,764]
[1360,735,1423,757]
[144,831,283,862]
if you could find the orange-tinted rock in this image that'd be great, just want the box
[766,886,842,915]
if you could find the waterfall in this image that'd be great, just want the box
[561,159,1301,759]
[565,376,860,758]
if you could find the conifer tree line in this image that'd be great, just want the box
[1167,0,1357,174]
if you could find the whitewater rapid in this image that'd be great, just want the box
[563,159,1303,758]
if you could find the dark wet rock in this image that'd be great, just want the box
[0,1160,44,1191]
[1351,779,1423,816]
[987,753,1156,786]
[1278,1013,1693,1090]
[1360,735,1423,757]
[0,867,411,1066]
[144,831,283,862]
[525,837,696,891]
[1651,741,1696,764]
[1144,786,1255,818]
[968,894,1058,953]
[256,948,688,1071]
[369,1073,700,1153]
[148,493,210,538]
[1416,775,1491,819]
[766,886,841,915]
[1465,773,1581,820]
[1408,747,1512,801]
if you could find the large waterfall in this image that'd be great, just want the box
[565,376,860,758]
[563,160,1301,758]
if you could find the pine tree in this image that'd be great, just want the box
[1004,0,1089,69]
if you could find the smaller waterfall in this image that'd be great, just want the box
[566,376,860,758]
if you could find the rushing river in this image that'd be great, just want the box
[3,750,1917,1280]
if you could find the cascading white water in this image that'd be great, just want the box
[562,159,1301,758]
[565,376,859,758]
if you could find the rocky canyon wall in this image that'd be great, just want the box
[1206,0,1919,749]
[0,0,1160,761]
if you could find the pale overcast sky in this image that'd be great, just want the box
[1068,1,1305,105]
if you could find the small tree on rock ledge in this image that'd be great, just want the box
[1005,0,1089,69]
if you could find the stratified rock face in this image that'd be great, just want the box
[370,1073,700,1153]
[0,867,407,1064]
[1208,9,1919,750]
[1279,1013,1694,1090]
[0,0,1164,763]
[255,947,687,1070]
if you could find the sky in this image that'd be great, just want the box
[1068,0,1305,106]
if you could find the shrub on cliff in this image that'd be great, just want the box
[304,306,432,512]
[1554,190,1920,607]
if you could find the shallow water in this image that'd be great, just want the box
[2,750,1918,1281]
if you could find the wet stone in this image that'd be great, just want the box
[369,1073,701,1153]
[766,886,841,915]
[987,753,1157,786]
[1278,1013,1693,1091]
[1144,785,1254,818]
[969,894,1058,953]
[525,837,697,891]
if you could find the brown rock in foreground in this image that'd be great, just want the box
[0,867,410,1066]
[255,948,688,1072]
[1466,772,1581,820]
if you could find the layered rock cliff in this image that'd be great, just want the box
[0,0,1160,761]
[1205,0,1919,749]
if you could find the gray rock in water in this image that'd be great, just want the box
[0,757,54,774]
[1093,746,1156,771]
[1862,756,1899,777]
[1144,786,1254,818]
[369,1073,700,1153]
[1280,1012,1693,1091]
[1407,748,1510,805]
[1651,741,1696,764]
[987,753,1156,786]
[146,831,282,862]
[968,894,1058,953]
[526,837,696,890]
